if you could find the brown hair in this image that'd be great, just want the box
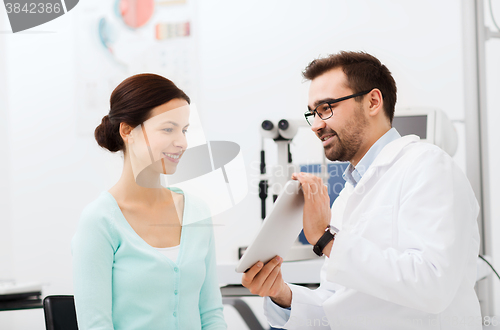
[303,51,397,123]
[94,73,190,153]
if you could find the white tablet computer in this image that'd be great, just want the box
[235,180,305,273]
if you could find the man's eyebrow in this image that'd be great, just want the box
[309,97,338,110]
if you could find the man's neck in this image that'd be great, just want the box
[350,126,391,167]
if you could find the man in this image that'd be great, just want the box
[241,51,482,329]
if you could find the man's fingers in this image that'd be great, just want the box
[268,268,284,298]
[244,256,282,295]
[259,261,282,296]
[294,173,324,196]
[251,257,281,289]
[241,261,263,287]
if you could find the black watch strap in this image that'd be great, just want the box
[313,225,336,257]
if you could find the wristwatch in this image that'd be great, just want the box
[313,225,338,257]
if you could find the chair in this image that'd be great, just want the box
[43,295,78,330]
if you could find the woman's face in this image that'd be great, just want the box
[128,98,190,177]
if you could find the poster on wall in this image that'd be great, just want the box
[75,0,199,137]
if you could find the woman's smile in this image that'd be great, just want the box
[163,152,182,163]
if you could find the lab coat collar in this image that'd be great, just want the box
[343,128,401,187]
[341,134,420,217]
[351,134,420,192]
[370,134,420,169]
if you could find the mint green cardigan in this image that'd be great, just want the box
[71,189,227,330]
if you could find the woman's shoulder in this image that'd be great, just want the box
[73,191,120,251]
[78,191,118,230]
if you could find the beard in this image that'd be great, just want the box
[322,103,368,162]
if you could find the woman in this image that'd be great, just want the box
[72,73,227,330]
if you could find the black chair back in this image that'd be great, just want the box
[43,295,78,330]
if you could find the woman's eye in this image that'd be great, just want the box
[163,128,174,133]
[182,129,188,134]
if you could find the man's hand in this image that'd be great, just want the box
[292,172,332,255]
[241,256,292,308]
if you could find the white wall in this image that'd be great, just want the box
[0,4,82,328]
[0,4,13,282]
[484,0,500,318]
[0,8,16,328]
[0,1,498,329]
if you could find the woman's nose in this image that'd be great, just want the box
[173,132,188,149]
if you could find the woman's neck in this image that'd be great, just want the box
[109,157,175,208]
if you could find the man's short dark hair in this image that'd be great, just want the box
[303,51,397,123]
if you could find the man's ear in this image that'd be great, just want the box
[120,122,134,144]
[367,88,384,118]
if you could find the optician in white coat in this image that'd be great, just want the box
[241,51,482,330]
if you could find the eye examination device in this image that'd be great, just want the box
[258,118,309,212]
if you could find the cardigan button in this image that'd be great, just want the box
[173,312,177,317]
[174,290,178,295]
[174,267,179,272]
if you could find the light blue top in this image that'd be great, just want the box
[265,127,402,324]
[342,127,401,187]
[72,189,227,330]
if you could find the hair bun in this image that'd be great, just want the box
[94,114,123,152]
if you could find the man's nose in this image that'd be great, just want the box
[311,114,326,133]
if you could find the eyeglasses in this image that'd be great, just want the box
[304,90,373,126]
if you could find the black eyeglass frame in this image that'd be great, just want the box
[304,89,374,126]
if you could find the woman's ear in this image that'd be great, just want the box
[120,122,134,144]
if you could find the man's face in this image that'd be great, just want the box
[308,68,369,163]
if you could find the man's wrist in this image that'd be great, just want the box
[313,225,336,256]
[322,240,334,258]
[270,284,292,308]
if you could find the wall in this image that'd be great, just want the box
[0,1,497,329]
[0,8,15,328]
[0,3,81,327]
[484,0,500,318]
[0,3,13,282]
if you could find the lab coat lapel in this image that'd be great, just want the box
[369,134,420,169]
[341,135,420,222]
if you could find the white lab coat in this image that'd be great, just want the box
[265,135,482,330]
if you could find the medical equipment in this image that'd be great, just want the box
[258,119,309,212]
[392,107,458,156]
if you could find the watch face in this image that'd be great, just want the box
[329,225,339,234]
